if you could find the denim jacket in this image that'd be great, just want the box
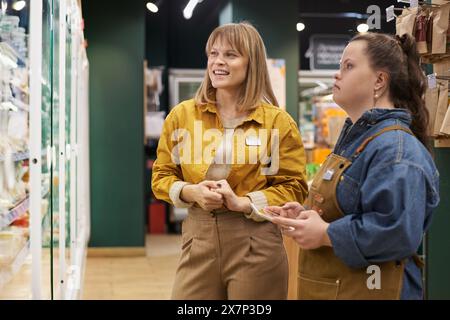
[326,108,440,300]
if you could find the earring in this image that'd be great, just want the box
[374,93,379,98]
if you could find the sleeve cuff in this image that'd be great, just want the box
[327,215,370,268]
[246,191,269,222]
[169,181,194,208]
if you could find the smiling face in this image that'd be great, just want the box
[207,37,249,94]
[332,40,379,112]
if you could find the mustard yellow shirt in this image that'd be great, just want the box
[151,99,308,221]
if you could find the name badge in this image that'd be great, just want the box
[323,169,335,181]
[246,136,261,146]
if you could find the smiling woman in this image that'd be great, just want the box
[151,22,308,300]
[207,41,248,94]
[196,22,279,112]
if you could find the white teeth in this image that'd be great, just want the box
[214,70,229,75]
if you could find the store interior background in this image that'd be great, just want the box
[82,0,450,299]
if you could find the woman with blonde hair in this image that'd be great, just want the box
[152,22,308,299]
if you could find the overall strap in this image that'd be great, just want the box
[353,125,414,157]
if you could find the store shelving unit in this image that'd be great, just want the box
[0,0,89,300]
[0,197,29,229]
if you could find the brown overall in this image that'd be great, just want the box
[299,125,423,300]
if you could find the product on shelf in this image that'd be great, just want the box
[0,226,27,266]
[10,211,28,228]
[433,80,449,136]
[396,7,418,39]
[0,11,31,291]
[313,99,347,149]
[0,14,27,59]
[394,1,450,147]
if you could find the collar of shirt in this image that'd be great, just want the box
[346,108,412,127]
[197,102,264,125]
[335,108,413,156]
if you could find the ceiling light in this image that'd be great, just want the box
[183,0,203,20]
[12,0,25,11]
[1,0,7,14]
[146,2,158,13]
[357,23,369,33]
[296,22,305,32]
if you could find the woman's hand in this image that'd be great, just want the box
[213,179,252,214]
[264,202,305,219]
[181,181,224,211]
[271,210,332,250]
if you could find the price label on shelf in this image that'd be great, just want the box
[386,5,396,22]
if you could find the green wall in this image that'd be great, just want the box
[83,0,145,246]
[427,148,450,299]
[221,0,299,122]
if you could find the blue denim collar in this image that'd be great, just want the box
[336,108,413,157]
[347,108,412,127]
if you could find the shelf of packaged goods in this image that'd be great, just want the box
[0,148,49,162]
[10,80,29,96]
[0,197,29,230]
[0,42,26,68]
[9,97,28,112]
[0,97,29,112]
[0,240,29,292]
[0,150,29,162]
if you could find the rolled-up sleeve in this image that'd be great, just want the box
[328,162,427,269]
[152,111,186,205]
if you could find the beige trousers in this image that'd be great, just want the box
[171,207,288,300]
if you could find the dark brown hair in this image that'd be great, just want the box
[350,32,430,151]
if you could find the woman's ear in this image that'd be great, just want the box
[374,70,389,93]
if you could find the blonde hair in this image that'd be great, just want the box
[194,22,278,111]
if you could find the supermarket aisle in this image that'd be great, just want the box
[82,235,181,300]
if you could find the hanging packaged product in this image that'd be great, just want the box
[425,84,439,135]
[7,110,28,143]
[3,146,15,191]
[426,10,434,54]
[396,7,418,37]
[440,101,450,135]
[416,10,430,54]
[432,0,450,5]
[431,3,450,54]
[433,79,449,136]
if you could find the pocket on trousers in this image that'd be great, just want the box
[180,217,194,251]
[298,273,340,300]
[181,238,193,250]
[245,233,284,266]
[178,237,195,268]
